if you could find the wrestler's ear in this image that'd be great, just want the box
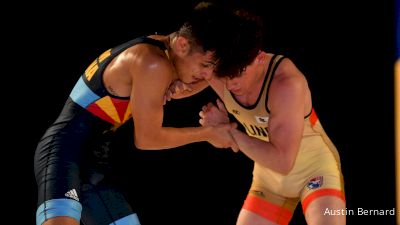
[256,51,266,64]
[175,36,190,56]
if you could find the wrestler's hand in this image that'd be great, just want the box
[200,100,239,152]
[199,99,229,126]
[163,80,193,104]
[207,123,239,152]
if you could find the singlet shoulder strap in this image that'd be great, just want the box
[110,36,167,56]
[135,36,169,59]
[137,36,167,50]
[264,54,286,113]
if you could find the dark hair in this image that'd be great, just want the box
[178,2,264,78]
[178,2,237,53]
[214,9,264,78]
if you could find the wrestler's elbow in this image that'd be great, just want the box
[134,133,156,150]
[274,148,297,175]
[276,160,295,175]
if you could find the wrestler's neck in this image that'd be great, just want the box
[233,60,267,106]
[146,33,178,79]
[146,33,173,53]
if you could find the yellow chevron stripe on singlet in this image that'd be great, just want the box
[95,96,123,123]
[85,49,112,81]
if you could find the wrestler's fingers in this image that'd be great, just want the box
[216,99,227,113]
[199,111,205,118]
[183,83,193,91]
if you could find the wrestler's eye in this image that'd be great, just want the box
[200,63,213,68]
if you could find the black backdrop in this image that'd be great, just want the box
[8,0,395,224]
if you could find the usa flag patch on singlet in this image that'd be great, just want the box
[307,176,323,189]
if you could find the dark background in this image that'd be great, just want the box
[6,0,396,224]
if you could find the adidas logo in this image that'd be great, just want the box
[65,189,79,201]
